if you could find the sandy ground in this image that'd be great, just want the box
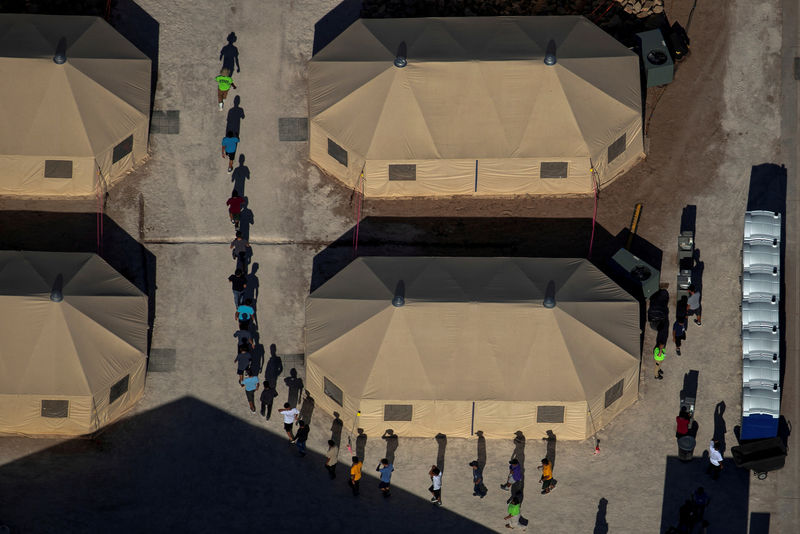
[0,0,796,532]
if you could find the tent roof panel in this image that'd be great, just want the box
[307,257,640,402]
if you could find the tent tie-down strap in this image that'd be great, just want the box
[352,166,365,256]
[588,163,600,259]
[95,165,108,258]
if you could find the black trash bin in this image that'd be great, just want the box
[678,436,696,461]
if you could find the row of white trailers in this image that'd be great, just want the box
[741,210,782,439]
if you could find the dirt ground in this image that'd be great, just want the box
[0,0,796,532]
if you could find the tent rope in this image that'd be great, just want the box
[587,404,601,455]
[95,164,108,257]
[588,164,600,259]
[352,167,365,257]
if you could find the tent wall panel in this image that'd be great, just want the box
[357,399,473,438]
[364,159,476,197]
[473,401,588,440]
[476,158,590,195]
[309,123,364,190]
[0,395,92,437]
[0,156,96,196]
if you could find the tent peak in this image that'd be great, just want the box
[392,280,405,307]
[543,280,556,308]
[394,41,407,68]
[53,37,67,64]
[50,273,64,302]
[544,39,557,65]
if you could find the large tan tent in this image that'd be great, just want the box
[306,257,641,440]
[0,251,148,436]
[0,14,151,196]
[309,16,644,197]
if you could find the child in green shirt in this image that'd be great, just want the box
[215,68,237,110]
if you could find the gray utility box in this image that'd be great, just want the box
[611,248,660,299]
[637,29,674,87]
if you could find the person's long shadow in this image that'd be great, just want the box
[511,431,526,503]
[330,411,343,446]
[250,343,265,375]
[435,433,447,473]
[231,155,250,196]
[220,31,240,73]
[356,428,367,461]
[239,201,254,241]
[284,368,304,408]
[226,95,245,138]
[245,263,260,302]
[476,430,487,470]
[265,343,283,386]
[542,429,557,468]
[299,391,315,424]
[382,429,399,465]
[593,498,609,534]
[692,249,705,294]
[713,401,727,453]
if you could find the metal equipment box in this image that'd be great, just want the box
[611,248,660,299]
[637,29,674,87]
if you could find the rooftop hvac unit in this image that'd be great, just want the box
[743,243,780,275]
[636,29,674,88]
[611,248,660,298]
[744,211,781,244]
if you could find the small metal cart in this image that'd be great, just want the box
[731,437,786,480]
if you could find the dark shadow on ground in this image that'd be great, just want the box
[0,210,156,352]
[312,0,362,55]
[311,217,660,303]
[713,401,727,454]
[435,433,447,473]
[659,456,749,534]
[543,429,557,469]
[220,31,240,73]
[231,155,250,196]
[265,343,283,387]
[594,497,609,534]
[359,0,671,48]
[476,430,487,470]
[299,391,315,424]
[330,412,343,445]
[382,429,398,465]
[356,428,367,461]
[0,397,492,533]
[226,95,245,137]
[284,368,304,408]
[111,0,159,119]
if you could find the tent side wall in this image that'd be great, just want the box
[0,156,96,196]
[0,394,93,436]
[0,115,148,197]
[593,118,645,189]
[309,123,364,190]
[90,356,147,432]
[95,118,150,190]
[357,399,474,438]
[306,357,362,432]
[473,400,590,440]
[582,363,640,437]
